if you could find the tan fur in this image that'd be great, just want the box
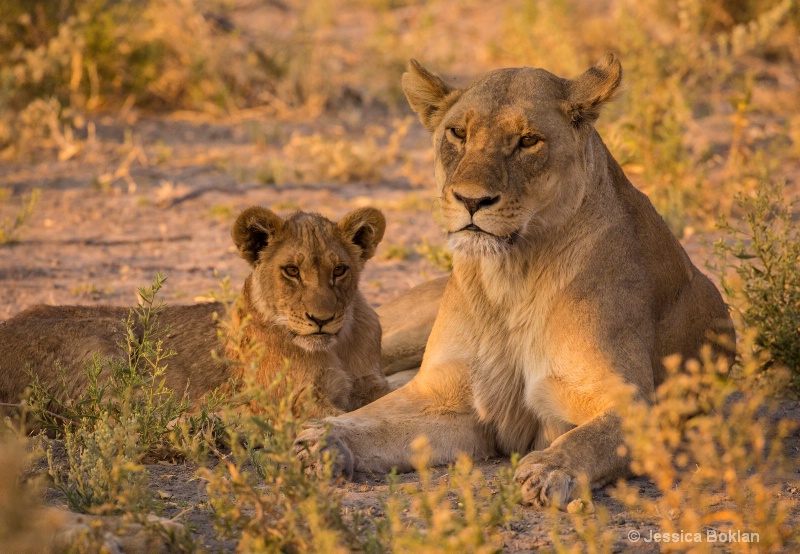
[0,208,389,420]
[377,276,447,375]
[296,55,735,507]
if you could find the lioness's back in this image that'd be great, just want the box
[604,145,733,377]
[0,302,226,405]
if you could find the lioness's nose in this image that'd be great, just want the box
[306,313,334,328]
[453,191,500,216]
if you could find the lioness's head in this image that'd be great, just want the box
[402,54,622,257]
[232,207,385,351]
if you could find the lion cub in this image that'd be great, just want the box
[0,207,390,419]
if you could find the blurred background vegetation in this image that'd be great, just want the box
[1,0,798,222]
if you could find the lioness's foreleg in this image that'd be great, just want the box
[294,375,495,478]
[514,412,630,508]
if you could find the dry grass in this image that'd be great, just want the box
[0,188,40,245]
[613,338,796,552]
[0,434,61,552]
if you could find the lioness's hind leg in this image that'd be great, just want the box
[378,276,447,375]
[386,369,418,390]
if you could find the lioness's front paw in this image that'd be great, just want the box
[514,455,577,509]
[293,422,354,480]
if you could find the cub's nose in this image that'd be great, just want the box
[305,313,334,329]
[453,191,500,216]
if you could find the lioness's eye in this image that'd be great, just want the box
[449,127,467,140]
[282,265,300,278]
[333,265,348,278]
[520,135,541,148]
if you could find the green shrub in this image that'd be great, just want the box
[28,274,195,514]
[715,180,800,389]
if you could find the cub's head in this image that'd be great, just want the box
[402,54,622,257]
[232,207,385,351]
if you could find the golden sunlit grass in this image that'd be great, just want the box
[613,340,796,553]
[2,263,796,551]
[0,434,59,553]
[6,272,789,544]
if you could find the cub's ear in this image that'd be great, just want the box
[337,207,386,263]
[232,207,283,267]
[402,59,462,132]
[563,52,622,128]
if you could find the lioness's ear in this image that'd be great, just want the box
[232,206,283,267]
[563,53,622,128]
[402,59,462,132]
[337,207,386,263]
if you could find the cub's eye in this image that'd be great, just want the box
[333,265,348,278]
[449,127,467,140]
[282,265,300,278]
[520,135,541,148]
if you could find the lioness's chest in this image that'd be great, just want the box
[464,270,574,450]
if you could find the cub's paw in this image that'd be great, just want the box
[514,455,577,510]
[293,422,354,480]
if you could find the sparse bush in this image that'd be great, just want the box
[714,180,800,389]
[28,274,196,514]
[53,417,154,515]
[375,438,520,552]
[30,275,188,452]
[0,188,40,245]
[613,341,796,552]
[279,119,410,185]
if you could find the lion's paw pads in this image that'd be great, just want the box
[514,462,576,509]
[293,425,354,480]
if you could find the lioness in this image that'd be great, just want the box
[296,54,735,508]
[0,207,390,419]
